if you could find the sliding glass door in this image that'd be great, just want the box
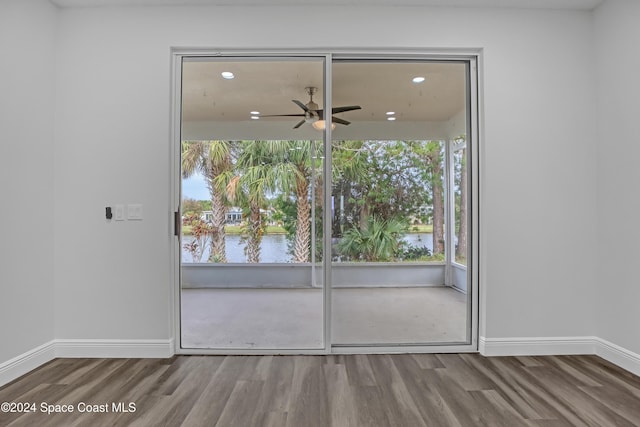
[174,52,477,352]
[329,60,472,347]
[179,57,325,350]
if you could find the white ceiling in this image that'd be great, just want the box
[180,59,468,140]
[182,59,467,123]
[50,0,603,10]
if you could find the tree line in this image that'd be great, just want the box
[182,139,467,263]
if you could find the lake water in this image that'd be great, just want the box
[182,233,434,263]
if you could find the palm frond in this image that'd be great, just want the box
[181,141,205,178]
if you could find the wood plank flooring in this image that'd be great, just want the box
[1,354,639,426]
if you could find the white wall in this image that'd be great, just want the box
[0,0,57,363]
[594,0,640,355]
[52,5,598,343]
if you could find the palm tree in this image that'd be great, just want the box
[283,140,321,263]
[224,173,263,263]
[426,141,445,255]
[222,141,292,263]
[181,140,232,262]
[336,215,407,261]
[222,140,320,263]
[413,140,445,255]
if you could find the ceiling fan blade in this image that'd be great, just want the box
[332,116,351,126]
[292,100,309,112]
[259,114,305,117]
[293,119,306,129]
[332,105,361,114]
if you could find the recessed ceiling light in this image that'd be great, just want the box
[250,111,260,115]
[386,111,395,115]
[250,116,259,120]
[387,117,397,121]
[221,71,234,79]
[412,76,425,83]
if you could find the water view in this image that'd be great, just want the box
[181,233,434,263]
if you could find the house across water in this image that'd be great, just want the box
[201,207,243,224]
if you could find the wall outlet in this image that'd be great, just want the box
[114,204,125,221]
[127,204,143,220]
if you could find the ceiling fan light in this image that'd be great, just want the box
[312,120,336,131]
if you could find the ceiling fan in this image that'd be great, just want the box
[259,87,361,129]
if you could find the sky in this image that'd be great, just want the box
[182,172,209,200]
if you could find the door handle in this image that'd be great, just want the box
[174,211,180,237]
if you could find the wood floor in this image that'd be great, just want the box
[1,354,639,426]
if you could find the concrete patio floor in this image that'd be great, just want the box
[181,286,467,349]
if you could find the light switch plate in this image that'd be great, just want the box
[127,204,143,220]
[115,205,125,221]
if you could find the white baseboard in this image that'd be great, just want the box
[595,337,640,377]
[0,341,56,387]
[479,336,599,356]
[54,339,175,359]
[480,335,640,377]
[0,339,174,387]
